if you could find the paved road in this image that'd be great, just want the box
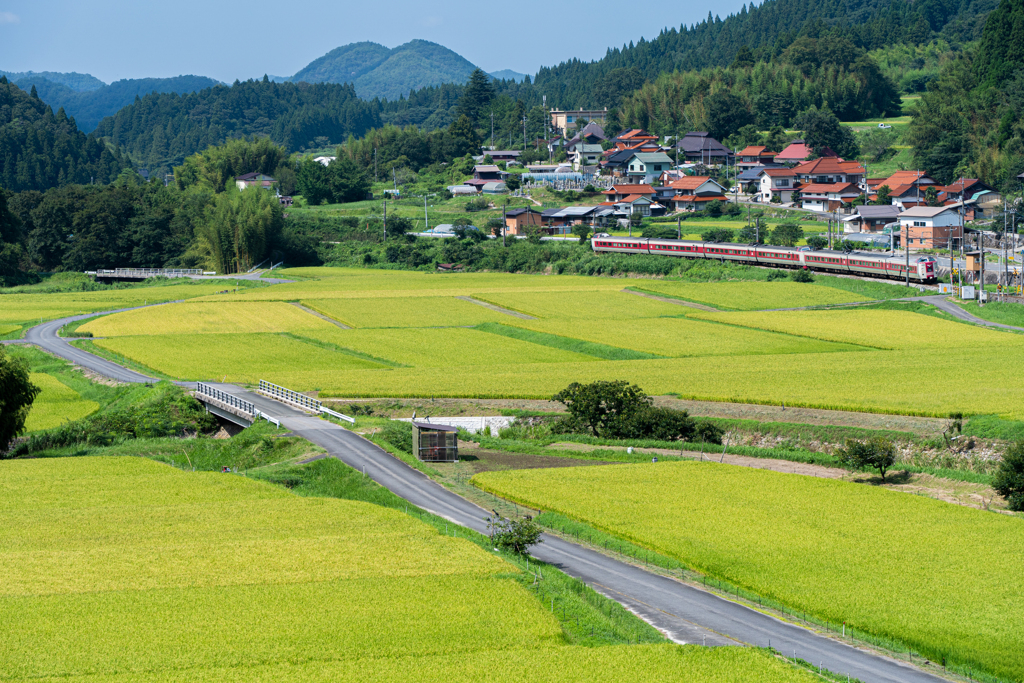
[22,316,950,683]
[922,295,1024,331]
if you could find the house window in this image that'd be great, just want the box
[778,179,789,187]
[913,221,926,227]
[567,116,575,123]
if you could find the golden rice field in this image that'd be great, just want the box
[81,302,341,336]
[508,317,863,358]
[473,462,1024,682]
[302,296,512,328]
[632,281,866,310]
[472,290,691,319]
[0,456,815,683]
[686,308,1024,351]
[23,373,99,432]
[24,266,1024,417]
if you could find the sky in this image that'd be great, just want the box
[0,0,751,84]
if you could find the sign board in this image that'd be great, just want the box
[937,283,953,294]
[979,290,989,302]
[961,286,976,299]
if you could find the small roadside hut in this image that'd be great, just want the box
[411,422,459,462]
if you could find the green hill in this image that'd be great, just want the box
[291,40,480,100]
[0,78,129,192]
[19,75,222,132]
[0,70,104,92]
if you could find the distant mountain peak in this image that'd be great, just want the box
[290,40,521,100]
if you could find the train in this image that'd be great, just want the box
[590,235,937,283]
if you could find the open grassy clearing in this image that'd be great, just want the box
[0,455,816,683]
[473,461,1024,682]
[505,317,864,358]
[686,308,1024,350]
[302,296,513,328]
[80,302,339,336]
[954,300,1024,328]
[629,281,869,310]
[22,373,99,432]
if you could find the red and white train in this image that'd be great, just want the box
[590,236,937,283]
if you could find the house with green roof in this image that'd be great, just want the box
[625,152,674,184]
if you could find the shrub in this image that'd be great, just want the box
[701,228,734,243]
[488,513,543,555]
[380,420,413,454]
[993,440,1024,511]
[791,269,814,282]
[837,437,897,480]
[806,236,828,250]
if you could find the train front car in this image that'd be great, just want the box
[917,256,937,282]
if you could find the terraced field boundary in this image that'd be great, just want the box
[474,322,664,361]
[458,296,536,319]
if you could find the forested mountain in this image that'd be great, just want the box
[908,0,1024,188]
[530,0,996,108]
[0,78,129,193]
[290,40,480,100]
[0,70,105,92]
[20,75,221,132]
[92,78,383,175]
[617,36,901,138]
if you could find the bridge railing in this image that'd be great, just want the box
[196,382,256,416]
[258,380,355,423]
[93,268,204,278]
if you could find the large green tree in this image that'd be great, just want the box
[793,105,859,159]
[0,346,39,453]
[455,69,496,126]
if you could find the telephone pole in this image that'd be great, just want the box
[905,221,910,287]
[383,199,387,242]
[424,195,429,232]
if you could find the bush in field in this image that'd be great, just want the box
[0,346,40,451]
[993,440,1024,511]
[487,513,543,554]
[380,420,413,454]
[790,268,814,282]
[806,236,827,250]
[837,437,897,480]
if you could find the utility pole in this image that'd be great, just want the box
[374,148,378,182]
[980,227,986,303]
[905,221,910,287]
[502,199,507,247]
[383,199,387,242]
[424,195,429,232]
[393,167,398,193]
[491,111,494,151]
[523,115,527,150]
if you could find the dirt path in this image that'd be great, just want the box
[456,296,536,319]
[289,302,351,329]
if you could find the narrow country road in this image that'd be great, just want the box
[19,312,951,683]
[921,294,1024,331]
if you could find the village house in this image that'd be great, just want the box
[842,204,900,233]
[572,144,604,171]
[774,139,838,165]
[485,150,521,163]
[602,184,657,203]
[550,108,608,136]
[868,171,938,210]
[625,151,674,184]
[668,176,728,211]
[757,168,799,203]
[792,158,865,186]
[566,121,607,151]
[899,205,964,249]
[678,132,732,165]
[736,146,778,171]
[503,207,544,234]
[235,172,277,192]
[465,165,506,192]
[797,183,862,212]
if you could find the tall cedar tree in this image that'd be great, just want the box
[0,346,40,453]
[456,69,496,126]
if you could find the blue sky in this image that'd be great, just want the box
[0,0,751,84]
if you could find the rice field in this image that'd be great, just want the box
[472,462,1024,681]
[471,291,691,319]
[0,455,816,682]
[23,373,99,432]
[93,333,387,381]
[302,296,512,328]
[508,317,864,358]
[686,308,1024,351]
[630,281,867,310]
[81,302,340,336]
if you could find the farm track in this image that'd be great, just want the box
[623,289,720,311]
[18,311,955,683]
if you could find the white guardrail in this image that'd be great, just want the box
[258,380,354,423]
[196,382,256,416]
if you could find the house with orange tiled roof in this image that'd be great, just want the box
[668,176,729,211]
[938,178,995,203]
[603,184,658,203]
[868,171,938,209]
[736,146,778,171]
[792,158,865,185]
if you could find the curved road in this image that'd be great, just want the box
[21,313,950,683]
